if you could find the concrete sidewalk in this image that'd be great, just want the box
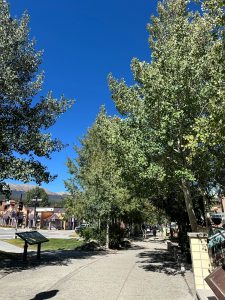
[0,238,196,300]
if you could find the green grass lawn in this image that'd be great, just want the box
[4,238,84,251]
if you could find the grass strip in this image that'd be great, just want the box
[3,238,84,251]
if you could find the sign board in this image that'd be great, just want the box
[16,231,49,245]
[205,265,225,300]
[36,207,54,212]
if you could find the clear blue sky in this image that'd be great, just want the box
[7,0,157,192]
[7,1,199,193]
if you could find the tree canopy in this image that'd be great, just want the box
[25,187,49,207]
[65,108,129,221]
[65,107,161,246]
[108,0,224,231]
[0,0,74,192]
[65,0,224,234]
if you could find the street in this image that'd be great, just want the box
[0,227,74,240]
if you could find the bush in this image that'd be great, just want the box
[79,227,95,242]
[79,226,106,245]
[109,223,125,248]
[79,223,125,248]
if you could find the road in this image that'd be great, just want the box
[0,227,74,240]
[0,237,196,300]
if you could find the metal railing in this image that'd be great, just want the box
[208,227,225,266]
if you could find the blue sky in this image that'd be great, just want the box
[7,0,157,192]
[7,1,200,193]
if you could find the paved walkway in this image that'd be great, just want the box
[0,237,196,300]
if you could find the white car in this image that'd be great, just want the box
[75,223,90,232]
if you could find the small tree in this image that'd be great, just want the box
[66,107,132,248]
[25,187,49,207]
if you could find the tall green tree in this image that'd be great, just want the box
[66,107,163,245]
[0,1,74,191]
[66,108,130,247]
[25,187,49,207]
[109,0,224,231]
[64,179,87,221]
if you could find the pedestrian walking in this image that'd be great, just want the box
[142,223,147,239]
[153,226,157,238]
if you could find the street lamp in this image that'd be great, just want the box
[32,195,42,228]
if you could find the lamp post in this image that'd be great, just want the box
[32,195,42,228]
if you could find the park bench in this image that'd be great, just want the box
[16,231,49,261]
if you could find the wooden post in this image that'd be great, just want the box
[23,241,28,261]
[37,243,41,260]
[106,218,109,249]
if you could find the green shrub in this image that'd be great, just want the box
[79,223,125,248]
[79,227,95,242]
[109,223,125,248]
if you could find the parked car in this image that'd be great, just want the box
[75,223,90,232]
[146,226,151,233]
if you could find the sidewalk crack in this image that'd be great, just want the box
[116,262,136,300]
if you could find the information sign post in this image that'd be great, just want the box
[16,231,49,261]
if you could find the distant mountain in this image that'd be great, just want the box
[5,183,69,203]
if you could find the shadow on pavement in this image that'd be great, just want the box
[0,249,106,277]
[128,244,146,251]
[137,247,191,275]
[30,289,59,300]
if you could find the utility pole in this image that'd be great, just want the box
[32,195,42,228]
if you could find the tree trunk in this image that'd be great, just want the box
[180,179,198,232]
[106,218,109,249]
[98,218,101,231]
[199,188,210,229]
